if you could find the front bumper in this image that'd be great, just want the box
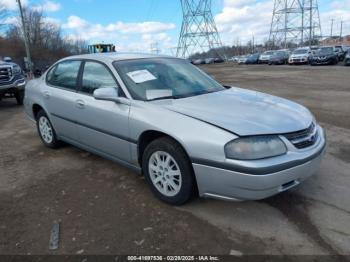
[289,57,308,64]
[0,78,26,92]
[193,126,326,201]
[311,58,334,65]
[269,59,284,64]
[259,58,269,63]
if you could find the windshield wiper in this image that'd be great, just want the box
[147,95,180,101]
[147,89,223,101]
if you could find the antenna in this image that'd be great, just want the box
[176,0,223,58]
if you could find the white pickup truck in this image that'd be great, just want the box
[0,57,26,105]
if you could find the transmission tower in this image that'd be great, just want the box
[269,0,322,47]
[301,0,322,44]
[176,0,223,58]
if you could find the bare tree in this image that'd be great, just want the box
[3,7,87,69]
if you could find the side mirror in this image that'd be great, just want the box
[93,87,119,102]
[93,87,131,105]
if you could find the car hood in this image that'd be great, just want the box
[313,53,333,57]
[154,88,313,136]
[0,62,15,67]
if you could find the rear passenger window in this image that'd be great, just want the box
[47,60,81,90]
[81,62,116,94]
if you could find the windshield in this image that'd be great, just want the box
[264,51,274,55]
[317,47,333,55]
[273,51,286,57]
[113,58,225,101]
[293,49,308,55]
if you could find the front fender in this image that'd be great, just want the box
[129,101,237,164]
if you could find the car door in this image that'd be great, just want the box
[74,60,131,163]
[44,60,82,141]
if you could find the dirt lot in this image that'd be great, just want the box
[0,64,349,256]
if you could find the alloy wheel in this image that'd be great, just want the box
[38,116,53,144]
[148,151,182,197]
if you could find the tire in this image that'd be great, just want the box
[142,137,196,205]
[15,90,24,105]
[36,110,61,149]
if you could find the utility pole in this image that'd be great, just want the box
[252,35,255,53]
[340,20,343,41]
[17,0,33,78]
[330,18,334,38]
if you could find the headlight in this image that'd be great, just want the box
[13,65,22,74]
[224,136,287,160]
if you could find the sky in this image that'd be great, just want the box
[1,0,350,55]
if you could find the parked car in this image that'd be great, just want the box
[310,46,338,65]
[268,50,290,65]
[192,59,205,65]
[334,46,346,61]
[232,56,239,63]
[0,57,26,105]
[258,51,275,64]
[344,52,350,66]
[289,48,311,65]
[24,53,326,205]
[245,53,260,64]
[205,58,215,64]
[214,57,225,63]
[237,56,248,64]
[310,46,320,54]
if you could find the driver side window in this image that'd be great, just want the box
[81,62,117,95]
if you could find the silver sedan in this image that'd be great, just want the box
[24,53,326,205]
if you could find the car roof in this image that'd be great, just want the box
[66,52,176,63]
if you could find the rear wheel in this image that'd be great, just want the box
[15,90,24,105]
[142,137,196,205]
[36,110,61,148]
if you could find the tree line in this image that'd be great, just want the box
[0,5,87,71]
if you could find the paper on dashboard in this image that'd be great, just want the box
[127,70,157,84]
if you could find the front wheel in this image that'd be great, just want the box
[142,137,196,205]
[36,110,62,148]
[15,90,24,105]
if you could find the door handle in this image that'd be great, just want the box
[76,100,86,109]
[43,91,50,99]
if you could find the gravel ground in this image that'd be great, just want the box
[0,63,349,256]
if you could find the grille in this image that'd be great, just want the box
[284,123,318,149]
[0,66,12,83]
